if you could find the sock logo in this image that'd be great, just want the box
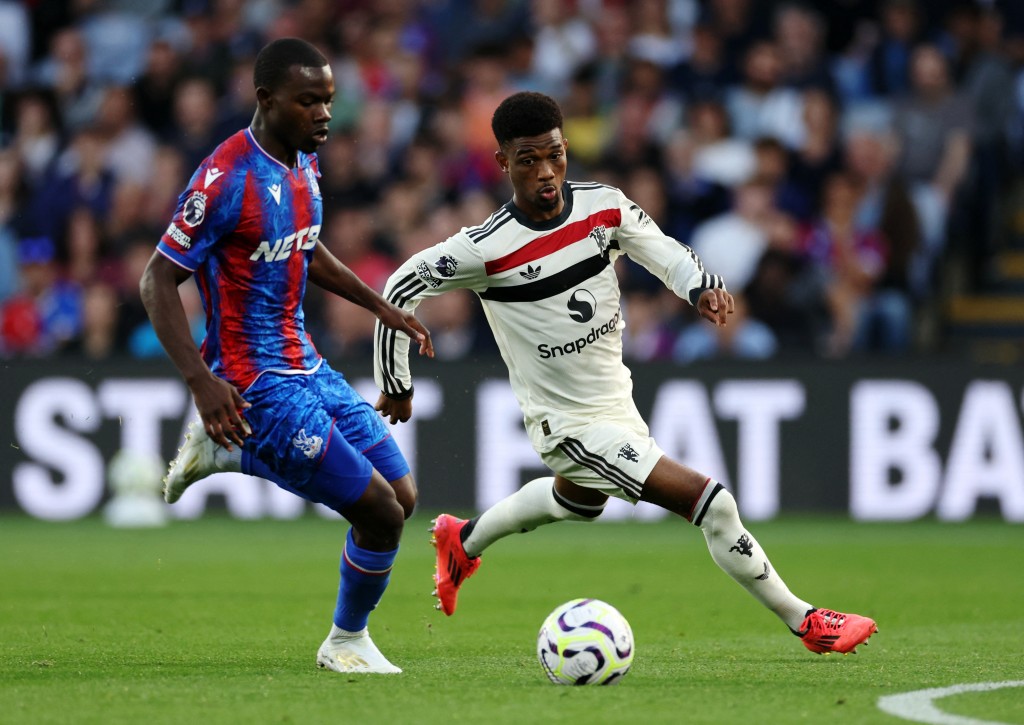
[729,533,754,557]
[755,561,771,580]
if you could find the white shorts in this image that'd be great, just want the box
[539,411,665,503]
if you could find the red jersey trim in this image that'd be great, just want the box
[484,208,621,276]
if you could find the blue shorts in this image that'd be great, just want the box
[241,361,409,509]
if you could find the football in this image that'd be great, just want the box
[536,598,634,685]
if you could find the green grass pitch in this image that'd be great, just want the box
[1,514,1022,724]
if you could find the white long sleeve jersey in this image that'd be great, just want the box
[374,181,726,453]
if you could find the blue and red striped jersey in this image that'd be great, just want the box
[158,128,323,391]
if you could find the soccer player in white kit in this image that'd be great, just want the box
[374,92,876,655]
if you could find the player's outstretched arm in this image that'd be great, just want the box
[309,241,433,357]
[139,252,250,449]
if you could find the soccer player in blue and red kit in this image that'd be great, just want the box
[140,38,433,674]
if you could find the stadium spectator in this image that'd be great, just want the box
[0,0,31,88]
[25,126,114,243]
[788,88,843,213]
[11,91,61,188]
[75,281,120,359]
[63,207,107,287]
[0,236,82,357]
[132,36,185,139]
[773,2,833,90]
[661,127,732,245]
[620,287,678,362]
[627,0,691,69]
[31,27,104,132]
[168,76,222,172]
[671,22,734,103]
[794,172,904,357]
[688,98,756,188]
[701,0,762,79]
[868,0,923,98]
[528,0,597,95]
[689,177,795,293]
[892,44,972,288]
[134,144,189,233]
[561,63,613,166]
[726,40,806,149]
[0,148,24,302]
[95,85,158,187]
[460,44,518,158]
[587,1,634,108]
[752,136,814,222]
[945,3,1016,286]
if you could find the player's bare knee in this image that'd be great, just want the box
[551,485,605,522]
[359,498,405,550]
[391,474,417,520]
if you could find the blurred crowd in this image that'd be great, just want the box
[2,0,1024,363]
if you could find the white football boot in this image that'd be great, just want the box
[163,418,239,503]
[316,626,402,674]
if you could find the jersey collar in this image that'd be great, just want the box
[503,181,574,232]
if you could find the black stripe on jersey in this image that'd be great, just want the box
[378,272,424,395]
[558,438,644,498]
[467,210,512,244]
[479,253,609,302]
[466,209,505,237]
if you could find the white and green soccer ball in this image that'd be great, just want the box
[536,598,634,685]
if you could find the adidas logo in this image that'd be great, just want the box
[520,264,542,280]
[447,551,463,584]
[332,652,370,669]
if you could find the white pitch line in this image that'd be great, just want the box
[878,680,1024,725]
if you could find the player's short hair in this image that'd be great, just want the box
[491,92,563,148]
[253,38,328,90]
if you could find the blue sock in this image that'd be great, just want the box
[334,528,398,632]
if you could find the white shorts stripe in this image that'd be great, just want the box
[558,437,644,498]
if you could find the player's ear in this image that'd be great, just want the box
[494,148,509,174]
[255,85,273,110]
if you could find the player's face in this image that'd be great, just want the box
[497,129,568,221]
[267,64,335,154]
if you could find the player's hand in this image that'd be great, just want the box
[189,372,252,450]
[377,304,434,358]
[375,393,413,425]
[697,288,734,327]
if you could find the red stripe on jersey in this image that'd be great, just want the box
[281,174,314,369]
[217,173,261,386]
[484,208,621,276]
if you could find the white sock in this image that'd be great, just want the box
[328,624,367,642]
[214,445,242,471]
[462,477,603,558]
[693,482,813,631]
